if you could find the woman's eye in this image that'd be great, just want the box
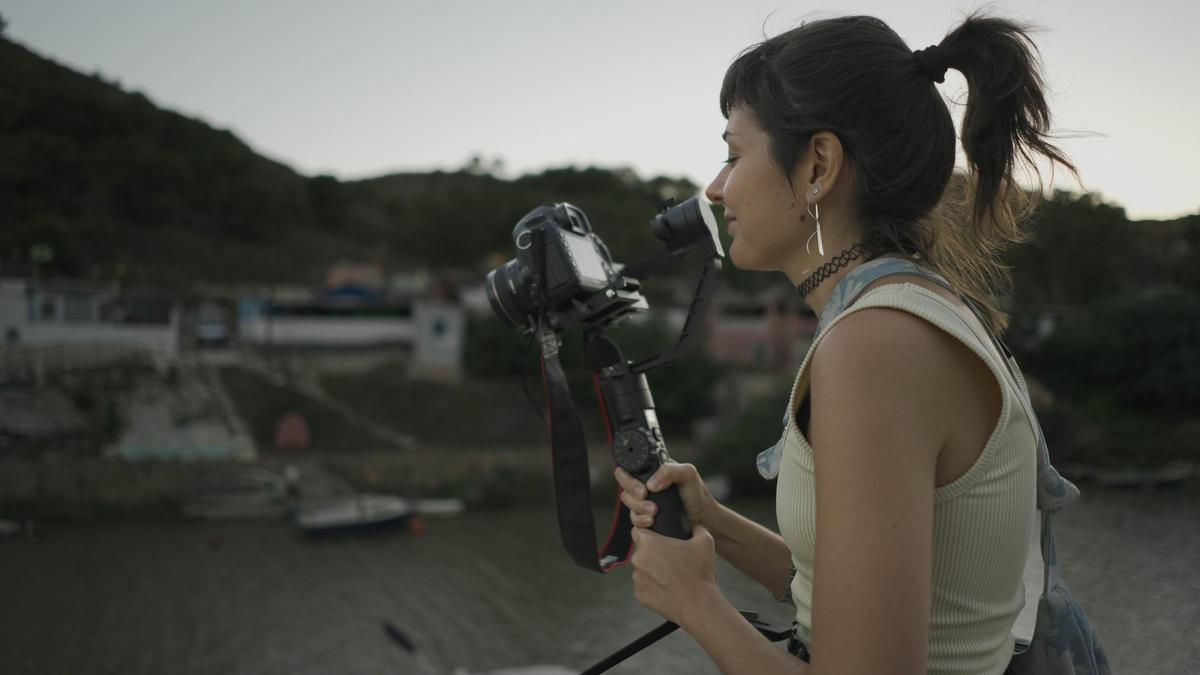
[723,156,739,165]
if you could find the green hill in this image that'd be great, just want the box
[0,32,698,288]
[0,35,355,285]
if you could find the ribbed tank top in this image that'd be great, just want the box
[776,281,1038,675]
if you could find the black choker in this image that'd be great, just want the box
[795,239,893,298]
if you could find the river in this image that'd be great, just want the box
[1,484,1197,674]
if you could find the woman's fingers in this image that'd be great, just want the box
[645,463,683,492]
[619,486,658,516]
[613,467,649,498]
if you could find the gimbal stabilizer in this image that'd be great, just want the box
[487,197,790,670]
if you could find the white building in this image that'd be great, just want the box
[0,278,180,369]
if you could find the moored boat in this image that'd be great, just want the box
[295,494,414,536]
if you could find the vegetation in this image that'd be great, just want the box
[1022,291,1200,468]
[699,377,795,496]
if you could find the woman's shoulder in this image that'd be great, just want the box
[812,298,963,386]
[810,285,999,442]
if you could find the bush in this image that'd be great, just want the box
[699,377,795,496]
[1033,290,1200,418]
[1026,290,1200,467]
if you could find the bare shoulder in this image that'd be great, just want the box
[810,305,972,459]
[813,303,962,378]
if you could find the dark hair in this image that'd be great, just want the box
[719,11,1078,332]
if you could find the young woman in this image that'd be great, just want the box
[614,12,1078,675]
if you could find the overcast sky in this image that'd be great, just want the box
[4,0,1197,219]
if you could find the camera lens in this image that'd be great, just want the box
[485,259,534,329]
[650,195,722,257]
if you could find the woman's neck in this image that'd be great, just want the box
[787,250,910,321]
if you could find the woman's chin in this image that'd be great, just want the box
[728,241,761,271]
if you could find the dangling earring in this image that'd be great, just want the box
[805,187,825,256]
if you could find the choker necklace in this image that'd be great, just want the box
[795,238,892,298]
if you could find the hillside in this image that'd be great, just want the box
[0,35,372,286]
[0,33,699,289]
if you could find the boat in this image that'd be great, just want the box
[295,494,415,536]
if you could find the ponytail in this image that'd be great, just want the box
[927,12,1080,332]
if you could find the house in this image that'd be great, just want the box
[704,284,817,371]
[0,278,179,371]
[236,283,415,349]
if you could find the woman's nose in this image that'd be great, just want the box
[705,172,725,205]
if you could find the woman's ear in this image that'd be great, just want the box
[803,131,846,199]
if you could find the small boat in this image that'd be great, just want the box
[295,494,414,536]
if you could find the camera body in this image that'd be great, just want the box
[485,198,722,333]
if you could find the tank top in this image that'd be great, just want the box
[774,259,1039,675]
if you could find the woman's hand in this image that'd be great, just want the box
[614,462,715,530]
[630,524,721,626]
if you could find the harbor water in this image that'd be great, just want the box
[1,485,1198,674]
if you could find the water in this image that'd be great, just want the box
[1,486,1198,674]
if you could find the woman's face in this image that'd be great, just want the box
[705,106,809,272]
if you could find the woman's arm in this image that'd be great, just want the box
[704,501,794,599]
[683,582,809,674]
[804,308,953,674]
[629,526,807,674]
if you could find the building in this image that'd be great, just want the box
[0,278,180,371]
[704,284,818,371]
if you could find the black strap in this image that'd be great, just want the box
[540,344,632,572]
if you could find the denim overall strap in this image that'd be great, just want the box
[814,256,954,339]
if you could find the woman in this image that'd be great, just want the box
[615,12,1078,675]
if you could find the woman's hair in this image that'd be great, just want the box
[719,11,1078,332]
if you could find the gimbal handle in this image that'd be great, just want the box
[588,334,691,541]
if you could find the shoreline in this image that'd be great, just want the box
[0,440,709,518]
[1,448,1191,520]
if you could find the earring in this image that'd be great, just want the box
[806,202,826,256]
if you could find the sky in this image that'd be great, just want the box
[3,0,1198,220]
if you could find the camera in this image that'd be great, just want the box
[485,197,723,333]
[483,194,724,573]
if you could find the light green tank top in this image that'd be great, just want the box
[775,279,1038,675]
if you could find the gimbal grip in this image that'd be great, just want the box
[647,485,692,540]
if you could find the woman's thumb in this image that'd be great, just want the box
[647,463,686,491]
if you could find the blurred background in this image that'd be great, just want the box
[0,1,1197,673]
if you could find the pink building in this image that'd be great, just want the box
[704,285,818,372]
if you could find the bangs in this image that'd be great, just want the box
[719,45,772,118]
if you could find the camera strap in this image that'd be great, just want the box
[538,326,633,573]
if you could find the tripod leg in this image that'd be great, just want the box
[579,620,679,675]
